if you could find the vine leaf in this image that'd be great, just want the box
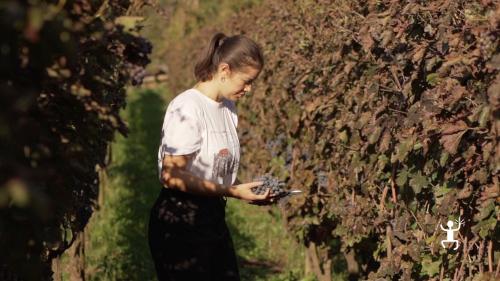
[396,168,409,186]
[439,120,468,154]
[409,171,428,194]
[420,256,441,277]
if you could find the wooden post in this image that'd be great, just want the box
[306,242,333,281]
[68,230,86,281]
[51,257,62,281]
[305,248,312,276]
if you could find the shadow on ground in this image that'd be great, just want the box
[225,201,293,281]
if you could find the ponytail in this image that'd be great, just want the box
[194,32,264,82]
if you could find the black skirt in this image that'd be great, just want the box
[148,187,240,281]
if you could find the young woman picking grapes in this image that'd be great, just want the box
[148,32,275,281]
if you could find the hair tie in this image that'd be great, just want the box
[218,37,226,48]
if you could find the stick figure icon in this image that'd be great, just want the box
[440,216,465,250]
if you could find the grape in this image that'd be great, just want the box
[317,171,328,188]
[129,65,147,85]
[265,133,286,158]
[251,174,289,200]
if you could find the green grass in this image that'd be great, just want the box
[225,198,310,281]
[84,88,169,281]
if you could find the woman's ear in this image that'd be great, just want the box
[217,62,231,78]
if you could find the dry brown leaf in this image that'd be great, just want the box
[439,120,470,154]
[440,120,468,135]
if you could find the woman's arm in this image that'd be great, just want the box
[161,153,229,197]
[160,154,259,200]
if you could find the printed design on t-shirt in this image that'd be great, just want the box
[212,148,237,180]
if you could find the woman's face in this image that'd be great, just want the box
[219,65,260,101]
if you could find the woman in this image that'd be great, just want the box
[148,32,275,281]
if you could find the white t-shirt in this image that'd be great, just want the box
[157,88,240,188]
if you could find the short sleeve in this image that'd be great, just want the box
[225,99,238,128]
[160,103,202,156]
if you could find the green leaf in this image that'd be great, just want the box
[396,168,409,186]
[410,221,417,230]
[431,171,438,181]
[472,215,497,239]
[474,199,495,222]
[408,201,417,213]
[391,138,414,163]
[426,73,441,86]
[479,105,490,127]
[435,183,452,197]
[409,171,428,194]
[413,142,423,150]
[114,16,145,35]
[386,201,395,209]
[339,129,348,143]
[377,154,389,168]
[368,126,383,144]
[439,151,449,167]
[420,256,441,277]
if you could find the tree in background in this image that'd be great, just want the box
[0,0,151,280]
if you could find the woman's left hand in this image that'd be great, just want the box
[248,197,276,205]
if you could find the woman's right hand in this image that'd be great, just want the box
[227,181,275,204]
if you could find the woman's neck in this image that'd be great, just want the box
[193,81,222,103]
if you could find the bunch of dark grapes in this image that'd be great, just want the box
[128,64,147,86]
[265,133,286,158]
[251,174,288,198]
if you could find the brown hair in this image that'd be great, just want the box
[194,32,264,82]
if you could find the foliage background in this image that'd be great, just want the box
[164,0,499,280]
